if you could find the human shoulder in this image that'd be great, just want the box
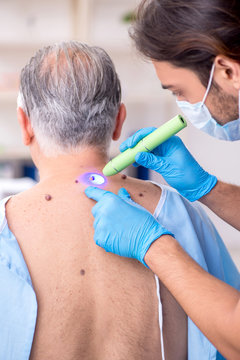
[5,184,43,230]
[7,182,41,208]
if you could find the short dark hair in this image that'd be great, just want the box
[130,0,240,86]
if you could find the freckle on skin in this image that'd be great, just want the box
[139,193,144,197]
[80,269,85,276]
[121,174,127,180]
[45,194,52,201]
[75,180,79,183]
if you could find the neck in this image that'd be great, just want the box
[37,148,109,182]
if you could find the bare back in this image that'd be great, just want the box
[6,173,163,360]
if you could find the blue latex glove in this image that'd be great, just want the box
[85,186,173,267]
[120,128,217,202]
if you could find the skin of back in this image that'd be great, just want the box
[5,172,168,360]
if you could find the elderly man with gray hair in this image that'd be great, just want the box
[0,41,239,360]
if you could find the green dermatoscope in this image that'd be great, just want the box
[102,115,187,177]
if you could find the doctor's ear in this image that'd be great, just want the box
[215,55,240,91]
[17,107,34,146]
[112,103,127,141]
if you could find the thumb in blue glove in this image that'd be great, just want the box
[85,186,174,267]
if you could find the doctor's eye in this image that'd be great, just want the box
[172,91,183,97]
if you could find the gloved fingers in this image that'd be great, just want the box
[119,127,157,152]
[93,216,99,229]
[135,152,167,173]
[94,232,101,247]
[93,213,103,232]
[147,135,183,158]
[85,186,114,202]
[94,229,110,252]
[118,188,139,207]
[118,187,131,200]
[158,135,184,156]
[94,231,105,248]
[91,201,102,218]
[118,188,145,211]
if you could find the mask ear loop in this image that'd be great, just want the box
[201,63,216,106]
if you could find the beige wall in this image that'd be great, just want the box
[0,0,239,264]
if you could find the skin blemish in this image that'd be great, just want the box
[75,179,79,183]
[121,174,127,180]
[80,269,85,276]
[138,193,144,197]
[45,194,52,201]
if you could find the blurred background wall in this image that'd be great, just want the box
[0,0,239,266]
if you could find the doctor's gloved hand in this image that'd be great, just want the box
[120,128,217,202]
[85,186,173,267]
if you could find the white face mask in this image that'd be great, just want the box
[176,63,240,141]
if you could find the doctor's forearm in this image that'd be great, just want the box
[145,235,240,359]
[199,180,240,231]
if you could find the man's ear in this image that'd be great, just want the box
[112,103,126,141]
[17,107,34,146]
[215,55,240,91]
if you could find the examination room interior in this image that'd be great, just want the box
[0,0,239,267]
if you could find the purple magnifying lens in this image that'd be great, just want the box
[76,172,107,187]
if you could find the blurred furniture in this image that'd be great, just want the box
[0,177,36,199]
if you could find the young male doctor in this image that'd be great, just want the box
[85,0,240,358]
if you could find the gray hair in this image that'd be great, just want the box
[19,41,121,156]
